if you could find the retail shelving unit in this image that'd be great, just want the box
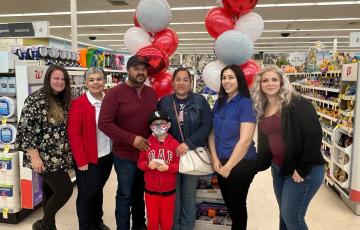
[292,65,360,215]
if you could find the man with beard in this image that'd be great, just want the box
[99,55,157,230]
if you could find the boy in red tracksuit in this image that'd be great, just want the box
[137,111,180,230]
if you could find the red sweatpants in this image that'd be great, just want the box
[145,193,176,230]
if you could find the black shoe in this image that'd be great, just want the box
[131,223,147,230]
[32,220,42,230]
[99,221,110,230]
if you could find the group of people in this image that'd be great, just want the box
[15,54,325,230]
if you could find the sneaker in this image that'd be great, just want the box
[32,220,42,230]
[131,223,147,230]
[99,221,110,230]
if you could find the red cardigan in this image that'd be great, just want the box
[67,94,99,167]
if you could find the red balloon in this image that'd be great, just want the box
[205,7,235,39]
[137,45,169,77]
[151,72,174,99]
[222,0,258,17]
[153,28,179,56]
[241,59,260,88]
[133,12,141,27]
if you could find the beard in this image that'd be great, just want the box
[128,74,146,85]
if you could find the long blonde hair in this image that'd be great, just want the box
[252,65,296,120]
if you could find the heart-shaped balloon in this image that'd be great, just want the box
[205,7,235,39]
[151,71,173,98]
[137,45,169,77]
[222,0,258,17]
[152,28,179,56]
[241,59,260,88]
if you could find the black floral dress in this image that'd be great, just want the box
[16,88,73,173]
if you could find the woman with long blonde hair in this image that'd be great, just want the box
[253,65,325,230]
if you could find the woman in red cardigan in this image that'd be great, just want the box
[68,67,112,230]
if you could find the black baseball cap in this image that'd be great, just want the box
[126,55,149,68]
[148,111,170,125]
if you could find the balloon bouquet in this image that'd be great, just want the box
[203,0,263,91]
[124,0,178,99]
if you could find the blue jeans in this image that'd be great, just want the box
[271,164,324,230]
[113,157,146,230]
[172,173,198,230]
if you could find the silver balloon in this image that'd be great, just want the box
[202,60,226,92]
[136,0,172,33]
[235,12,264,42]
[214,30,254,65]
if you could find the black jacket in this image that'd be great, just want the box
[157,92,213,149]
[256,95,325,177]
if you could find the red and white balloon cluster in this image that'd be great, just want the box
[124,0,178,98]
[203,0,263,91]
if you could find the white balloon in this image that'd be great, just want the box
[216,0,224,7]
[144,78,151,87]
[137,0,172,33]
[214,30,254,65]
[234,12,264,42]
[124,27,151,55]
[202,60,226,92]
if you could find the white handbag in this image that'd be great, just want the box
[179,147,214,175]
[173,101,214,176]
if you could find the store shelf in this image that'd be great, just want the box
[322,127,333,136]
[292,84,340,93]
[317,112,338,122]
[195,220,231,230]
[332,158,351,172]
[66,67,126,73]
[324,174,334,186]
[338,125,353,136]
[341,95,356,101]
[197,189,223,200]
[322,140,333,150]
[302,95,338,106]
[322,152,331,163]
[339,109,354,117]
[333,143,352,155]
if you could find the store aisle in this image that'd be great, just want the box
[1,169,359,230]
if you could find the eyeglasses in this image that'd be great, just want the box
[150,121,168,128]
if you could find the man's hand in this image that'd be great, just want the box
[133,136,150,151]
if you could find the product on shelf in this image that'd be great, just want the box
[198,174,219,189]
[0,124,17,144]
[0,96,16,118]
[333,167,348,183]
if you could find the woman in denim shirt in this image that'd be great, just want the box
[157,67,212,230]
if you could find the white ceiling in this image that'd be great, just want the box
[1,0,360,53]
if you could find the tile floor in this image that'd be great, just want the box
[1,168,360,230]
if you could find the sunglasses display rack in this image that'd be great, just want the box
[292,63,360,215]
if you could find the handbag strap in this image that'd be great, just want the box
[173,100,185,142]
[193,148,212,165]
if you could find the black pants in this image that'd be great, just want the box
[131,168,146,228]
[217,159,257,230]
[75,154,113,230]
[41,169,73,227]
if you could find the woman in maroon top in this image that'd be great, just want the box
[252,65,325,230]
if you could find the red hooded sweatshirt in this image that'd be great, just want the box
[137,134,180,193]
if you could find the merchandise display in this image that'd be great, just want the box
[292,63,360,214]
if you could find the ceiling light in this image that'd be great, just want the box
[258,1,360,7]
[49,35,113,51]
[264,28,360,32]
[265,18,360,23]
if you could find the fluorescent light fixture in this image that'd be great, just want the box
[108,45,125,47]
[77,33,125,36]
[49,35,113,51]
[264,28,360,32]
[258,1,360,7]
[2,2,360,17]
[258,36,349,39]
[92,39,124,42]
[265,18,360,23]
[179,38,214,41]
[254,41,349,44]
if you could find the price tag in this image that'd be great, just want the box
[3,145,10,153]
[2,208,8,219]
[1,117,7,125]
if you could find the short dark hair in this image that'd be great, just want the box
[218,65,250,106]
[172,67,191,80]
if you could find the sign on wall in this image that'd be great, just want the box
[0,21,49,38]
[350,32,360,48]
